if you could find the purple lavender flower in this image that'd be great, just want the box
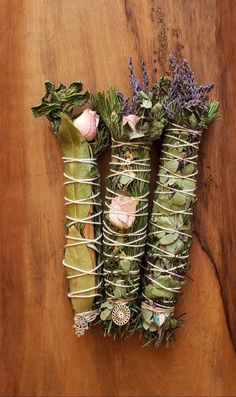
[118,58,152,115]
[165,53,214,120]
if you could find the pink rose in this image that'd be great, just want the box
[109,194,139,230]
[73,109,99,142]
[123,114,140,134]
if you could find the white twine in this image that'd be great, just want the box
[103,138,151,304]
[144,125,202,312]
[141,301,175,315]
[62,153,103,323]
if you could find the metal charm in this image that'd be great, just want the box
[112,303,131,326]
[73,313,89,337]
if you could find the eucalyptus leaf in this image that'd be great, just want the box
[100,308,112,321]
[149,323,158,332]
[119,172,135,186]
[92,68,170,337]
[141,99,152,109]
[155,216,174,229]
[152,286,173,299]
[164,159,179,173]
[141,54,219,346]
[114,286,125,298]
[182,163,195,176]
[143,321,151,331]
[141,308,153,324]
[119,259,131,273]
[172,192,186,206]
[159,232,179,245]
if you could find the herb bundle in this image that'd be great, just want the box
[140,54,219,347]
[93,61,169,336]
[32,82,108,336]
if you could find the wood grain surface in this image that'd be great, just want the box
[1,0,236,396]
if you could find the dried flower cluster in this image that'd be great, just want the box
[165,53,214,120]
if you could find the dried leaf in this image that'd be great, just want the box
[59,114,92,223]
[65,226,95,313]
[172,192,186,206]
[164,159,179,173]
[159,232,179,245]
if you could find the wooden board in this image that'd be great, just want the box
[1,0,236,396]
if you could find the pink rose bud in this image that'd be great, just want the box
[109,194,139,230]
[73,109,99,142]
[123,114,140,134]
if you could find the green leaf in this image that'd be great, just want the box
[206,100,220,125]
[172,192,186,206]
[159,232,179,245]
[92,88,122,138]
[144,284,155,299]
[145,284,173,299]
[119,172,135,186]
[183,179,195,189]
[119,259,131,273]
[68,81,83,93]
[167,178,177,186]
[155,216,174,229]
[59,114,92,224]
[113,287,123,298]
[32,81,89,132]
[152,286,173,299]
[101,302,114,310]
[143,321,151,331]
[189,113,197,127]
[164,159,179,173]
[149,323,158,332]
[100,308,112,321]
[130,132,145,140]
[141,308,153,324]
[137,121,150,135]
[165,238,185,254]
[169,318,179,328]
[182,163,195,175]
[113,280,126,298]
[116,237,124,244]
[32,102,59,117]
[65,226,95,314]
[141,99,152,109]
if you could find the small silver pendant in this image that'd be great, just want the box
[73,313,89,337]
[112,303,131,326]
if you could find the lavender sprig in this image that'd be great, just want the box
[119,58,152,115]
[165,53,214,122]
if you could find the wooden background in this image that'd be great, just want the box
[1,0,236,396]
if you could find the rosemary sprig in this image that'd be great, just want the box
[93,61,170,336]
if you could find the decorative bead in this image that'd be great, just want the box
[153,313,166,326]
